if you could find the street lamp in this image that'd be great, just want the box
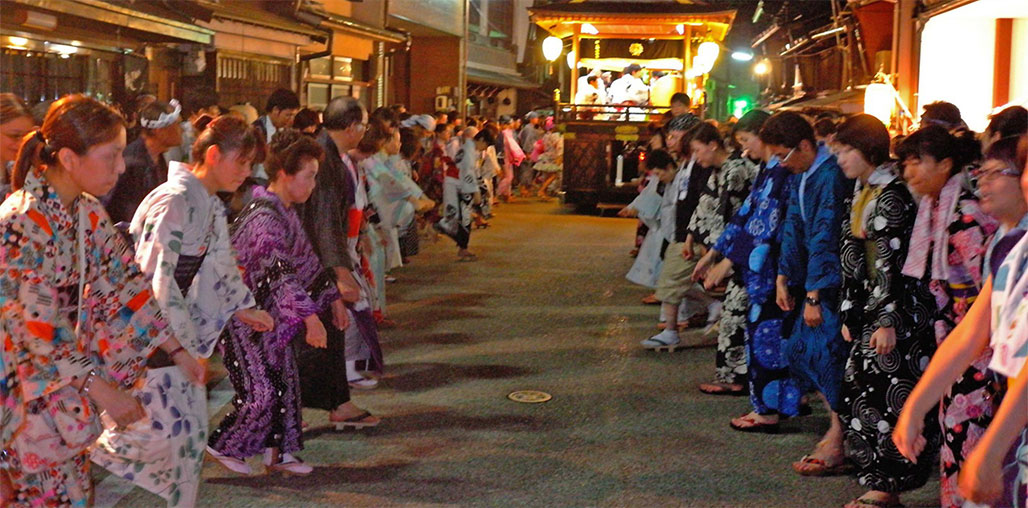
[753,60,770,75]
[731,51,753,62]
[542,36,563,62]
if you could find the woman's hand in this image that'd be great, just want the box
[892,407,927,463]
[89,379,145,428]
[304,314,328,348]
[171,348,205,385]
[958,436,1004,504]
[842,324,853,342]
[870,326,897,355]
[681,235,695,260]
[803,302,824,327]
[776,276,794,312]
[335,268,362,304]
[235,308,273,332]
[704,258,734,291]
[617,206,638,218]
[331,299,349,330]
[691,249,717,282]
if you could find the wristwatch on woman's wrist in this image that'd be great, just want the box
[804,296,820,306]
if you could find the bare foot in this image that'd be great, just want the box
[844,490,901,508]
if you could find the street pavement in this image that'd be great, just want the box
[96,199,940,507]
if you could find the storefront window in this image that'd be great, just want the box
[1,47,116,106]
[303,56,368,110]
[217,54,292,111]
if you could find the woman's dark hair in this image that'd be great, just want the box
[266,128,324,181]
[646,148,675,170]
[371,106,397,128]
[399,127,421,160]
[733,109,770,135]
[983,135,1022,172]
[1016,135,1027,173]
[12,94,124,191]
[835,114,891,167]
[191,115,265,165]
[473,128,496,146]
[921,101,963,129]
[292,108,320,133]
[139,100,178,136]
[434,123,451,135]
[0,93,32,125]
[987,106,1028,139]
[759,111,814,149]
[322,96,364,131]
[690,121,724,149]
[356,119,393,154]
[813,118,837,138]
[895,124,980,174]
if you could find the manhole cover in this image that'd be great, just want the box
[507,390,552,403]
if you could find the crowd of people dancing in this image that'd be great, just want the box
[0,88,563,506]
[621,97,1028,508]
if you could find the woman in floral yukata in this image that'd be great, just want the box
[834,115,939,508]
[91,116,274,506]
[686,120,759,397]
[0,94,198,506]
[694,110,804,423]
[888,125,1001,508]
[207,129,346,476]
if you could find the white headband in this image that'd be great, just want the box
[139,99,181,129]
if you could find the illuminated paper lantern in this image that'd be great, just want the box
[864,82,895,126]
[542,36,563,62]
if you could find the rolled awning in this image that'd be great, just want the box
[466,66,539,90]
[5,0,214,44]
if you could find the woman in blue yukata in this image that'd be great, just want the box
[693,110,805,431]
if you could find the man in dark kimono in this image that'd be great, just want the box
[295,96,380,428]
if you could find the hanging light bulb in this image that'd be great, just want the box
[581,23,599,35]
[753,60,770,75]
[542,36,563,62]
[566,50,576,70]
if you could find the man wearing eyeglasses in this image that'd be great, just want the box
[295,95,382,429]
[759,111,852,467]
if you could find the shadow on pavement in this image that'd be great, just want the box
[382,362,536,392]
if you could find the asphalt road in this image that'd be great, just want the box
[96,199,940,507]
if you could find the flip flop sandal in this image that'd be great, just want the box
[698,383,746,396]
[729,414,780,434]
[332,410,379,430]
[641,295,660,305]
[791,455,854,476]
[847,498,904,508]
[457,254,478,262]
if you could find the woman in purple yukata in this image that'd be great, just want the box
[208,129,346,475]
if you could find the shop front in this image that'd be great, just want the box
[1,0,212,108]
[193,0,325,110]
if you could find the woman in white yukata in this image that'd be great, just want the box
[92,116,274,507]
